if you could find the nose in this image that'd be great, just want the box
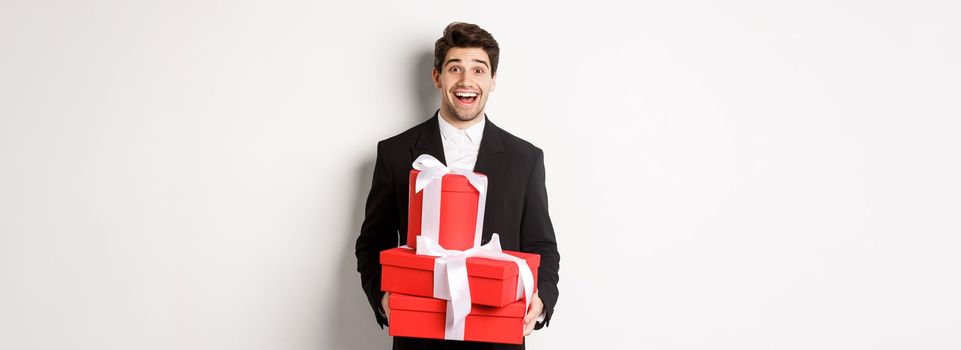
[456,73,473,87]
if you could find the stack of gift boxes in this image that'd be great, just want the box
[379,155,540,345]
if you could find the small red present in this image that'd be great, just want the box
[407,169,484,251]
[389,293,528,344]
[407,154,489,251]
[381,247,540,307]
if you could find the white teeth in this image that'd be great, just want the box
[454,92,478,97]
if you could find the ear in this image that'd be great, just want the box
[490,73,497,92]
[432,68,441,89]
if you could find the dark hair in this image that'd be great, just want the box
[434,22,500,75]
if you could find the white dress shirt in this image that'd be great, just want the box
[437,112,485,171]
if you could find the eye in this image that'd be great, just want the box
[449,67,461,73]
[474,68,484,74]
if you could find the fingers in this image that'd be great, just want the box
[523,293,543,324]
[523,306,539,324]
[523,317,536,336]
[522,292,543,336]
[382,292,391,321]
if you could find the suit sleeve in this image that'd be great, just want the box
[520,149,560,329]
[355,141,400,328]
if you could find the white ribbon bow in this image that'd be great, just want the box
[412,154,488,249]
[416,234,535,341]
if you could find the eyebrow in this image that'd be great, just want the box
[444,58,490,69]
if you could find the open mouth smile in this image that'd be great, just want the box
[453,91,479,106]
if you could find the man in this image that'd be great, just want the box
[355,22,560,350]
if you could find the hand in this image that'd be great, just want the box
[523,291,543,336]
[382,292,391,321]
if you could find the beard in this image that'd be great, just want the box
[441,95,486,122]
[449,107,482,121]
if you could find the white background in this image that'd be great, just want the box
[2,1,959,349]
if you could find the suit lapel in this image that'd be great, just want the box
[410,111,447,166]
[473,116,506,177]
[474,116,507,244]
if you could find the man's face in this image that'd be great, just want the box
[433,47,497,123]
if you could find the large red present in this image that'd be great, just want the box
[381,246,540,307]
[407,155,488,251]
[389,293,528,344]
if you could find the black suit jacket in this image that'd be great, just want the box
[355,112,561,350]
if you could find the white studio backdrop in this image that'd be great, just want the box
[1,1,959,349]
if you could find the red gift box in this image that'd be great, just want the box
[381,247,540,307]
[389,293,527,344]
[407,169,482,250]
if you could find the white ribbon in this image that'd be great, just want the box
[416,234,535,341]
[412,154,487,249]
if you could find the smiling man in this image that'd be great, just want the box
[355,22,561,350]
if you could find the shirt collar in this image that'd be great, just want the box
[438,111,486,144]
